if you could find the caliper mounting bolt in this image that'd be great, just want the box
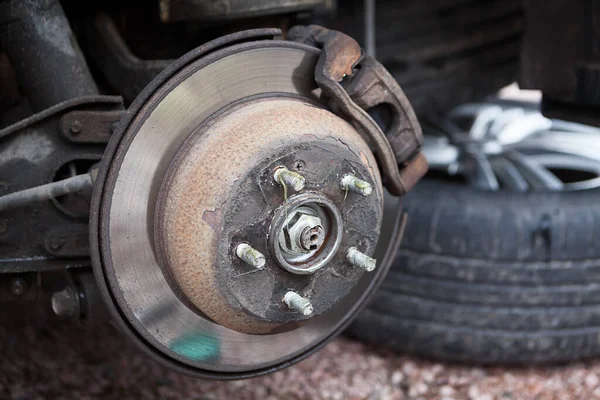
[51,287,81,318]
[346,247,377,272]
[283,291,314,316]
[274,167,305,191]
[341,174,372,197]
[235,243,266,269]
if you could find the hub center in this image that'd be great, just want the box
[271,193,343,275]
[279,205,326,255]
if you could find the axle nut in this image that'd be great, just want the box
[280,207,325,255]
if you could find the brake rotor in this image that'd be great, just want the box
[90,30,406,379]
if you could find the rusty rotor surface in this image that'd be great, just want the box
[155,98,383,334]
[91,32,407,379]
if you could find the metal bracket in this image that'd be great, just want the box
[44,224,90,258]
[60,110,124,144]
[288,25,427,196]
[0,95,122,274]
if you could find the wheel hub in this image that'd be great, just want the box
[156,97,383,334]
[279,205,329,257]
[272,193,344,275]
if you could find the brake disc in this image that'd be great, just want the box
[90,29,413,379]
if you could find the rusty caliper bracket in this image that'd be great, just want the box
[288,25,427,196]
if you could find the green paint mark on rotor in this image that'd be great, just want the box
[170,333,220,361]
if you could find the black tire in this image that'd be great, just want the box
[349,180,600,364]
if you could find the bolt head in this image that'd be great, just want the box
[70,120,82,134]
[49,237,64,251]
[51,287,80,318]
[9,278,26,296]
[280,207,325,255]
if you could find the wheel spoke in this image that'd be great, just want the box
[460,145,499,190]
[489,156,529,192]
[503,150,563,190]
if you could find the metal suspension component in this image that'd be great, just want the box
[0,0,98,111]
[0,171,96,212]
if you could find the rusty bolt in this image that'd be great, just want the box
[274,167,305,191]
[283,291,314,316]
[235,243,266,269]
[70,120,82,134]
[49,237,64,251]
[280,207,325,255]
[346,247,377,271]
[341,174,373,197]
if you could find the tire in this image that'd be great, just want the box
[349,180,600,364]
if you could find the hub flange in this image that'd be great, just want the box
[156,98,383,334]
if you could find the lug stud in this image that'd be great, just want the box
[283,291,314,316]
[341,174,372,197]
[235,243,266,269]
[274,167,305,191]
[346,247,377,271]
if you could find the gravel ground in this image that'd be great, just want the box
[1,322,599,400]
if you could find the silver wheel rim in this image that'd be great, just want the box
[423,102,600,191]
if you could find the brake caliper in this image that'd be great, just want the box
[289,25,428,195]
